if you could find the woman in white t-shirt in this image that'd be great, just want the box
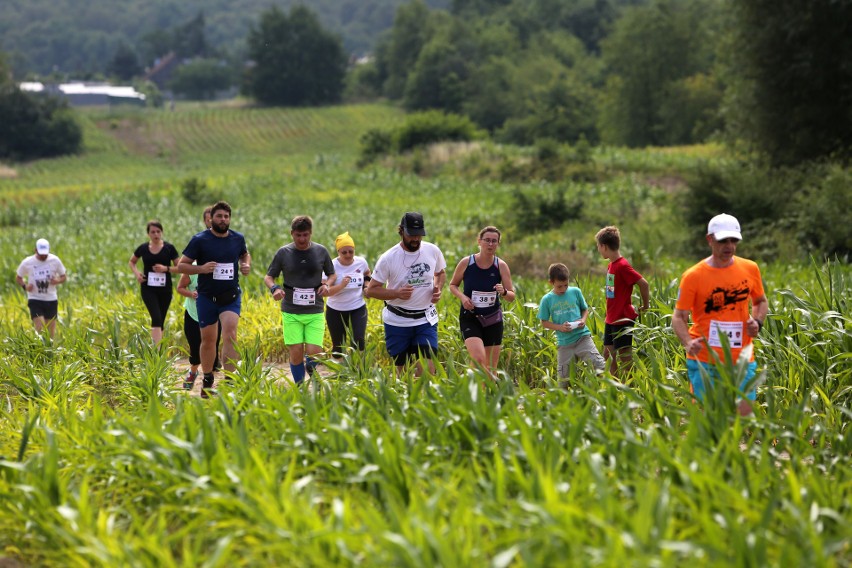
[324,232,371,358]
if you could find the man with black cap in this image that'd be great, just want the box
[366,212,446,377]
[672,213,768,416]
[16,238,67,338]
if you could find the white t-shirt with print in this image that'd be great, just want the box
[372,242,446,327]
[326,256,370,312]
[17,254,67,301]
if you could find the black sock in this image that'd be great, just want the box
[203,373,215,389]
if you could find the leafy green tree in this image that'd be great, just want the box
[245,5,346,106]
[403,29,470,112]
[723,0,852,165]
[174,12,211,58]
[375,0,436,99]
[498,63,598,145]
[463,56,520,131]
[106,41,142,80]
[0,84,82,160]
[598,0,720,147]
[168,58,233,100]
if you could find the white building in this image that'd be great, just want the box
[19,82,146,106]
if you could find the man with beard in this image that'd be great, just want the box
[177,201,251,397]
[16,238,67,338]
[672,213,768,416]
[201,205,222,371]
[366,212,446,377]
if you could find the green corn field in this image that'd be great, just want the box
[0,103,848,567]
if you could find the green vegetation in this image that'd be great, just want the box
[0,0,449,75]
[0,103,404,196]
[0,56,82,161]
[245,6,347,107]
[0,105,849,565]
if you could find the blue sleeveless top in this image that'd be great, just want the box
[462,254,502,315]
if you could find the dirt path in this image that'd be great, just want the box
[172,357,335,397]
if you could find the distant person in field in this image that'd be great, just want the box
[16,238,67,338]
[537,262,605,385]
[128,220,179,345]
[365,212,446,378]
[595,226,650,378]
[265,215,335,385]
[448,226,515,379]
[177,201,251,398]
[324,231,371,359]
[672,214,768,416]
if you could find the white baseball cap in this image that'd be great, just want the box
[707,214,742,241]
[36,238,50,254]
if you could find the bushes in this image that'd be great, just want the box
[0,88,82,160]
[683,160,851,259]
[509,185,584,233]
[358,110,483,165]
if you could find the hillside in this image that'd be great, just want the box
[0,0,449,76]
[0,102,405,196]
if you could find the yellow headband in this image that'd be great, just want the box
[335,231,355,250]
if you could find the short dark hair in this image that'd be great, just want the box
[595,226,621,250]
[211,201,231,217]
[291,215,313,232]
[146,220,163,233]
[478,226,501,241]
[548,263,570,282]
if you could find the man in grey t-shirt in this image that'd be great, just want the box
[264,215,335,384]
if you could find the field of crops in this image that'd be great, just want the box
[0,104,849,566]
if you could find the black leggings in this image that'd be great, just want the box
[141,286,172,328]
[184,311,222,367]
[325,305,368,356]
[184,311,201,365]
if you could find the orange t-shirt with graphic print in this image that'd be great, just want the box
[675,256,764,364]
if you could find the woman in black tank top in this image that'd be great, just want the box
[448,226,516,379]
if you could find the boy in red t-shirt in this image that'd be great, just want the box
[595,226,650,377]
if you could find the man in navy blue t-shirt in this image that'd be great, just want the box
[177,201,251,397]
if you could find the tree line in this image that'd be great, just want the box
[3,0,851,241]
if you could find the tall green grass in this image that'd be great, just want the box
[0,108,848,566]
[1,259,848,566]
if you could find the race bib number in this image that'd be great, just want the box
[147,272,167,287]
[33,267,51,281]
[346,274,363,289]
[293,287,316,306]
[471,290,497,308]
[708,320,743,348]
[425,304,439,326]
[213,263,235,281]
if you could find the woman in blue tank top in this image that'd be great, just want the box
[448,226,516,379]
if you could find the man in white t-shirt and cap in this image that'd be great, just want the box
[16,238,68,338]
[366,212,446,377]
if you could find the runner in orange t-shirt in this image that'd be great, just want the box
[672,214,768,416]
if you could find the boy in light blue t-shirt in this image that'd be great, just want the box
[537,263,606,382]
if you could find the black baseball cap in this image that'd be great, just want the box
[401,212,426,236]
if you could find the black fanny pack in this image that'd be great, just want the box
[385,303,427,319]
[476,309,503,327]
[210,288,239,305]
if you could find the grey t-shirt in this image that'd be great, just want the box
[266,242,335,314]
